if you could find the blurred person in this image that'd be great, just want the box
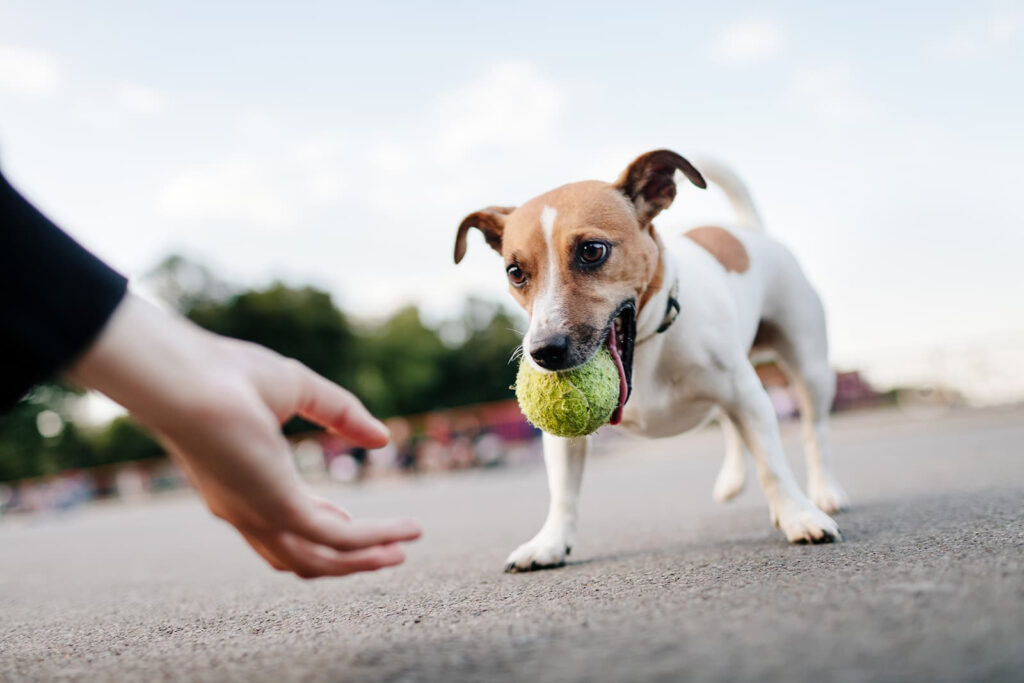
[0,166,421,578]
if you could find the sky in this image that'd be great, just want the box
[1,1,1022,403]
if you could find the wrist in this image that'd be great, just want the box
[66,292,216,425]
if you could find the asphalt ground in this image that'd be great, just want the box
[1,405,1022,682]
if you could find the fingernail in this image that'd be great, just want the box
[399,519,422,538]
[388,545,406,564]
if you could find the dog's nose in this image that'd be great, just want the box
[530,335,570,369]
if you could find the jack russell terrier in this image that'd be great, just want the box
[454,150,848,572]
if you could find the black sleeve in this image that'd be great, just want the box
[0,167,128,409]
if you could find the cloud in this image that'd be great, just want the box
[432,61,564,164]
[711,20,785,64]
[115,83,167,116]
[158,131,356,229]
[152,60,569,313]
[0,44,60,95]
[937,10,1018,56]
[158,159,296,230]
[787,64,882,127]
[236,110,278,139]
[287,134,351,203]
[368,141,415,173]
[988,13,1017,45]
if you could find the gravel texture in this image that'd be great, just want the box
[1,405,1022,682]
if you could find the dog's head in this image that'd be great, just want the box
[454,150,705,424]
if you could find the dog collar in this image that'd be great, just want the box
[637,277,680,345]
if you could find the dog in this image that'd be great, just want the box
[454,150,848,572]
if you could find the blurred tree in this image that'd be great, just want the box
[352,298,524,417]
[0,399,51,482]
[353,305,448,417]
[144,254,233,313]
[88,417,163,466]
[437,298,524,410]
[0,383,96,482]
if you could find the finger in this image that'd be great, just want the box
[239,530,288,571]
[291,365,390,448]
[266,533,407,578]
[292,506,422,552]
[313,496,352,521]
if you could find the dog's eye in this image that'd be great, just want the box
[506,264,527,287]
[578,241,609,266]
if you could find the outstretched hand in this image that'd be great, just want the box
[69,294,421,578]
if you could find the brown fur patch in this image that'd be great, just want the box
[495,181,661,352]
[685,226,750,273]
[637,227,665,312]
[755,362,789,387]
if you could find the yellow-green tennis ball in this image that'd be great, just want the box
[515,348,620,438]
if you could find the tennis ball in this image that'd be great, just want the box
[515,348,620,438]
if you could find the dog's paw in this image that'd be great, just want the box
[712,460,746,503]
[808,477,850,515]
[771,500,842,544]
[504,538,570,573]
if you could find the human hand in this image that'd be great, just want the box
[69,293,421,578]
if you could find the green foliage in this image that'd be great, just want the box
[353,306,449,417]
[88,418,164,467]
[0,383,98,482]
[0,399,52,482]
[144,255,232,312]
[436,301,524,412]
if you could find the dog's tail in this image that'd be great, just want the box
[693,159,764,232]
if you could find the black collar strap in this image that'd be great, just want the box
[655,277,680,334]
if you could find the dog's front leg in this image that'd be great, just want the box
[505,433,587,572]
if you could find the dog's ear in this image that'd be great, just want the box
[614,150,706,225]
[454,206,515,264]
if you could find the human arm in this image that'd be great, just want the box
[1,166,420,577]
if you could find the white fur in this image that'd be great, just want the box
[505,433,585,570]
[693,158,764,232]
[540,204,557,241]
[505,166,848,571]
[523,206,562,372]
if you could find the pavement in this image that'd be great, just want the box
[1,404,1022,683]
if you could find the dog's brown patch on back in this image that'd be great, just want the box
[685,226,750,273]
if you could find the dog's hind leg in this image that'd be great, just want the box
[758,266,849,514]
[720,360,840,544]
[505,433,587,572]
[712,412,747,503]
[775,347,849,514]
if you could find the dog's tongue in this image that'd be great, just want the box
[607,326,628,426]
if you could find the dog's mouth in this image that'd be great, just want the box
[605,301,636,426]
